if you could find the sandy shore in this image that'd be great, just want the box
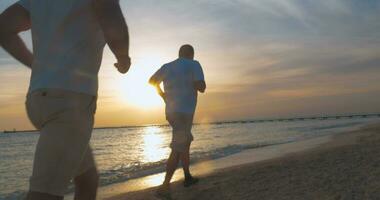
[108,123,380,200]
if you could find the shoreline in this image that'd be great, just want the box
[66,134,333,199]
[103,123,380,200]
[64,122,377,199]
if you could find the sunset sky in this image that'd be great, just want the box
[0,0,380,130]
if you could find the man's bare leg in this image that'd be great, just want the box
[74,166,99,200]
[180,143,191,179]
[163,150,180,186]
[180,143,199,187]
[156,151,180,198]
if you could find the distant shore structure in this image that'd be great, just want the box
[1,113,380,134]
[3,128,17,134]
[213,113,380,125]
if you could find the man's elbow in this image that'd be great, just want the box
[0,31,10,46]
[0,18,18,44]
[0,16,7,42]
[0,31,5,44]
[149,78,157,86]
[0,4,31,40]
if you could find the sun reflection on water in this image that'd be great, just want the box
[142,126,169,163]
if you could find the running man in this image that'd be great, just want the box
[149,44,206,196]
[0,0,131,199]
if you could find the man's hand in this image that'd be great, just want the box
[114,56,131,74]
[194,80,206,93]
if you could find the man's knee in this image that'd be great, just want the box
[171,142,191,154]
[170,150,180,158]
[89,167,99,184]
[75,167,99,187]
[73,167,99,200]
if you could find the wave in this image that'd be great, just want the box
[1,138,298,200]
[287,121,364,133]
[2,119,369,199]
[94,140,294,188]
[0,191,26,200]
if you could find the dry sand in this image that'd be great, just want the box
[109,123,380,200]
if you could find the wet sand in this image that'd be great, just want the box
[108,123,380,200]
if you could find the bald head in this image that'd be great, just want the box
[179,44,194,59]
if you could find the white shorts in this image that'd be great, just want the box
[166,112,194,152]
[26,89,97,196]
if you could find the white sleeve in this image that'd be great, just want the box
[150,65,166,83]
[193,62,205,81]
[17,0,31,11]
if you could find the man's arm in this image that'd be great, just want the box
[94,0,131,74]
[0,4,33,68]
[194,80,206,93]
[193,62,206,93]
[149,77,166,100]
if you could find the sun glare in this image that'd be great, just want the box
[116,55,166,109]
[142,126,169,163]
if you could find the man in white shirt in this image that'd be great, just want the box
[149,44,206,196]
[0,0,131,199]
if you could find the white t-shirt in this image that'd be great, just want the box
[18,0,106,96]
[151,58,205,114]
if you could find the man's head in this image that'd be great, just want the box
[179,44,194,59]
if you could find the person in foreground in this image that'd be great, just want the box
[0,0,131,199]
[149,44,206,197]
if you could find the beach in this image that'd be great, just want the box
[4,118,377,199]
[108,123,380,200]
[1,0,380,199]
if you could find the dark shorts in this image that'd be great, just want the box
[166,112,194,153]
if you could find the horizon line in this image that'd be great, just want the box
[2,112,380,133]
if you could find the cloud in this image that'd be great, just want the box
[0,0,379,129]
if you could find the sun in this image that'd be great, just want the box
[118,78,162,108]
[116,55,166,109]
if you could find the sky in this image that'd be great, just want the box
[0,0,380,130]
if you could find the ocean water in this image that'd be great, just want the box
[0,117,379,199]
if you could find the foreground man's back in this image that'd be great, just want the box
[0,0,131,199]
[21,0,106,95]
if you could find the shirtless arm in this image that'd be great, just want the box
[0,3,33,68]
[94,0,131,74]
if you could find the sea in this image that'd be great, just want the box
[1,116,379,199]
